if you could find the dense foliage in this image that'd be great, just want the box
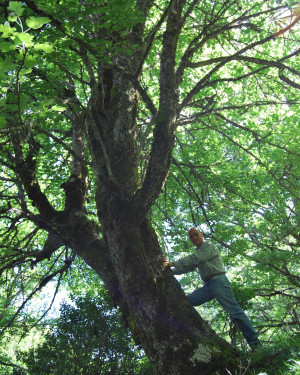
[0,0,299,373]
[16,290,155,375]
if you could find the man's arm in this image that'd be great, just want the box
[163,256,196,275]
[164,241,219,275]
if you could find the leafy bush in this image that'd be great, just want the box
[17,288,156,374]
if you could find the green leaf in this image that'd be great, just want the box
[16,50,25,60]
[0,57,14,78]
[0,41,15,52]
[34,43,54,53]
[20,67,33,75]
[24,54,38,68]
[8,1,24,17]
[0,24,17,38]
[51,105,66,112]
[15,32,34,45]
[0,117,7,129]
[8,14,18,22]
[26,16,51,29]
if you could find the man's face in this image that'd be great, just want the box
[188,228,204,246]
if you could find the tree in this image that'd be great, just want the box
[18,290,155,375]
[0,0,299,374]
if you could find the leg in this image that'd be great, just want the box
[187,284,213,306]
[207,274,259,347]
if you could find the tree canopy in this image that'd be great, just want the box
[0,0,299,374]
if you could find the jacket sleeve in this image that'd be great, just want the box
[172,241,218,275]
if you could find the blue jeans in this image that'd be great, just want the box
[187,273,259,346]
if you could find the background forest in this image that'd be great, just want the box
[0,0,299,374]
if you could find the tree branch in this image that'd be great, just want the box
[15,137,57,220]
[202,119,298,196]
[279,69,300,90]
[135,0,174,78]
[187,50,300,78]
[179,33,277,110]
[0,261,70,338]
[128,0,186,222]
[0,359,28,374]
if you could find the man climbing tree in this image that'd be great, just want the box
[164,227,260,350]
[0,0,299,374]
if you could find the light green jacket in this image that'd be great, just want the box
[172,240,226,281]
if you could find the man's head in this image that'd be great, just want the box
[188,227,204,246]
